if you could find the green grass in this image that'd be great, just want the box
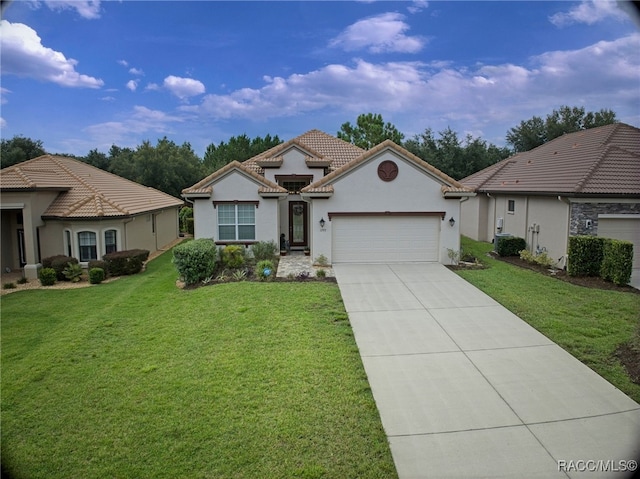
[1,251,397,479]
[457,236,640,403]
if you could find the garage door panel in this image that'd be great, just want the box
[332,216,440,263]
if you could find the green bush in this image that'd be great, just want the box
[600,239,633,286]
[89,267,105,284]
[179,207,193,234]
[173,239,217,285]
[251,241,278,262]
[256,260,275,281]
[43,255,78,281]
[103,249,149,276]
[39,268,57,286]
[63,262,83,282]
[567,235,606,277]
[221,245,245,269]
[520,249,555,268]
[316,269,327,279]
[88,260,108,277]
[496,237,526,257]
[3,282,16,289]
[185,218,194,235]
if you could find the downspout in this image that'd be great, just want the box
[123,217,135,250]
[557,195,571,269]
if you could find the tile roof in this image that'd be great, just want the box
[243,129,365,175]
[0,155,183,218]
[182,160,287,196]
[461,123,640,196]
[302,139,473,194]
[183,130,473,198]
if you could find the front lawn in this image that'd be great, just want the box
[1,251,397,479]
[456,236,640,403]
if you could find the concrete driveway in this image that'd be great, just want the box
[334,263,640,479]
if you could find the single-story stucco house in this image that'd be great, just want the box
[182,129,475,264]
[460,123,640,270]
[1,155,184,279]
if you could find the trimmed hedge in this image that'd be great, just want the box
[42,255,78,281]
[496,237,526,257]
[39,268,57,286]
[567,235,606,277]
[89,267,105,284]
[600,239,634,286]
[173,239,217,285]
[568,235,634,285]
[103,249,149,276]
[88,260,109,277]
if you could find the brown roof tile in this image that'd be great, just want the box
[461,123,640,195]
[243,129,364,175]
[182,160,287,196]
[1,155,183,218]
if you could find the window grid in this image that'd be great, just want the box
[78,231,97,262]
[217,204,255,241]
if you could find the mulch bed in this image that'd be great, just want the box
[494,254,639,295]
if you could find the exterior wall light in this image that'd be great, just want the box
[319,218,326,228]
[449,217,455,227]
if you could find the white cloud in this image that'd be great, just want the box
[0,117,6,129]
[0,20,104,88]
[129,67,144,76]
[329,12,426,54]
[549,0,628,26]
[39,0,102,19]
[0,87,10,105]
[408,0,428,14]
[186,33,639,141]
[83,106,184,150]
[126,80,138,92]
[118,59,129,67]
[163,75,205,99]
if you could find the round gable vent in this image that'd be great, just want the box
[377,160,398,182]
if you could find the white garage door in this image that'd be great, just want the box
[598,217,640,268]
[332,215,440,263]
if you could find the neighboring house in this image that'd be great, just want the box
[182,129,474,264]
[460,123,640,270]
[1,155,183,278]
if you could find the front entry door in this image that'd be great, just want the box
[288,201,308,247]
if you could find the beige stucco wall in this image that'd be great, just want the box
[1,190,179,278]
[191,170,280,245]
[309,150,462,264]
[464,193,570,266]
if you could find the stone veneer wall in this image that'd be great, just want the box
[570,202,640,236]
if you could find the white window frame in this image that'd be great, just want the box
[217,203,256,241]
[78,230,98,262]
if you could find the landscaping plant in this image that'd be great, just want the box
[173,239,217,285]
[89,267,105,285]
[221,244,245,269]
[256,260,274,281]
[62,262,83,283]
[38,268,57,286]
[250,241,278,262]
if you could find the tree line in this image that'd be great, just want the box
[1,106,617,198]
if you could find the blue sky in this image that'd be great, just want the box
[1,0,639,157]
